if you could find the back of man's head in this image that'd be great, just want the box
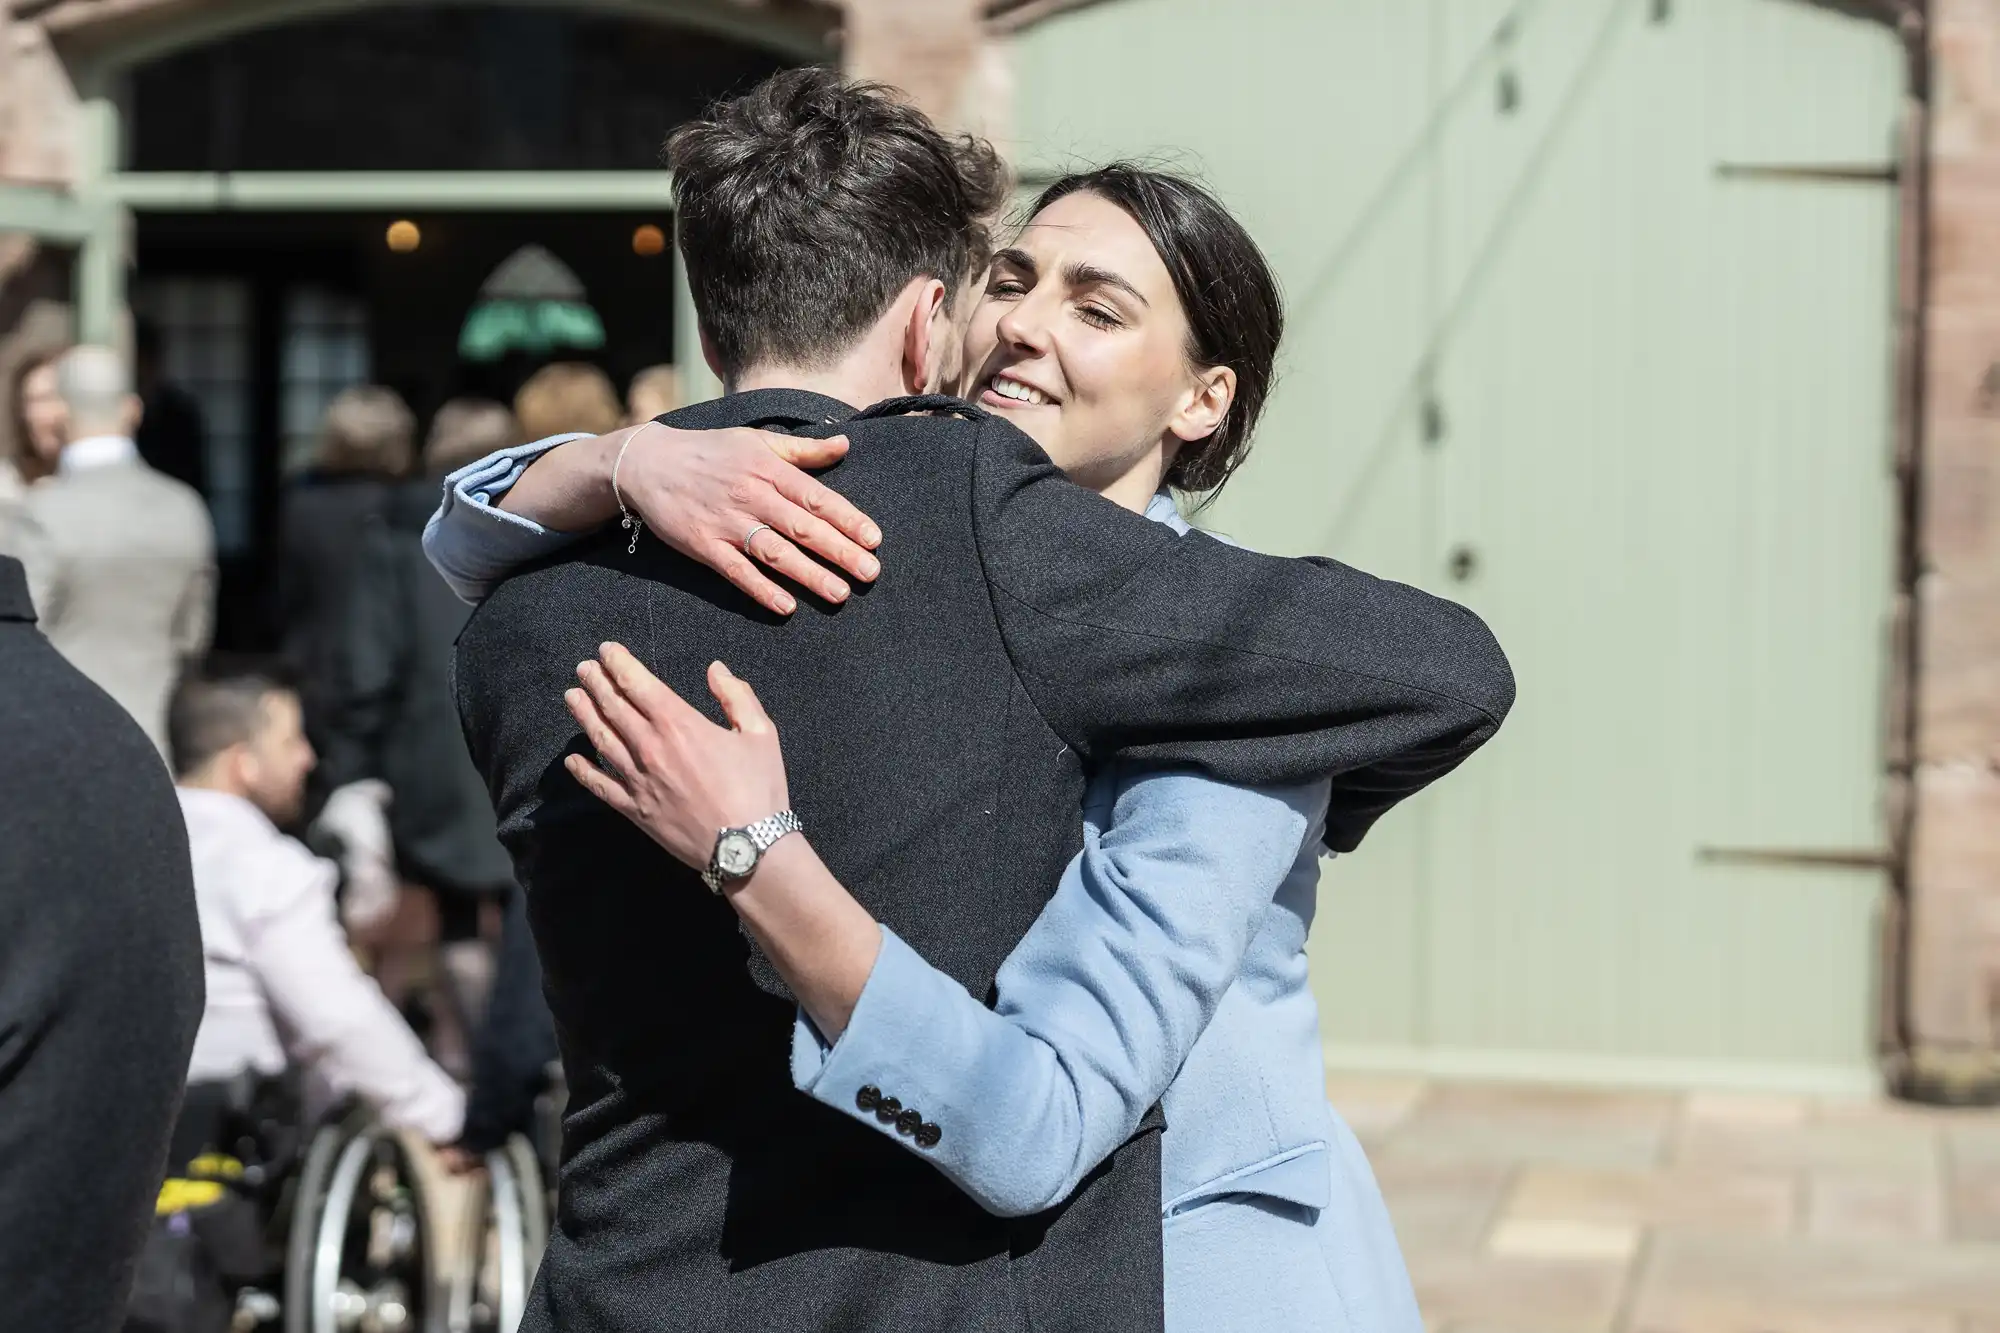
[514,361,623,440]
[668,67,1007,383]
[316,385,416,478]
[425,397,519,476]
[55,345,137,441]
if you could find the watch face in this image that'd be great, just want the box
[716,831,759,878]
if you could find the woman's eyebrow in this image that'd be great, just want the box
[1066,262,1150,308]
[992,247,1037,275]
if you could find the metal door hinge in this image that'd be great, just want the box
[1696,846,1892,871]
[1714,162,1897,185]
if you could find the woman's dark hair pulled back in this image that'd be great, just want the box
[1031,165,1283,500]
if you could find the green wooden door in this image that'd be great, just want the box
[1010,0,1902,1087]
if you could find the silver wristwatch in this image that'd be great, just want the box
[701,810,804,893]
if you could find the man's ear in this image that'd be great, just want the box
[901,278,950,395]
[121,392,145,437]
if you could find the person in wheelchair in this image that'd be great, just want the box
[171,659,465,1145]
[129,662,466,1333]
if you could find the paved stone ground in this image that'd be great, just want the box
[1328,1076,2000,1333]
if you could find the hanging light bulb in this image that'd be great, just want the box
[632,224,667,257]
[386,220,422,253]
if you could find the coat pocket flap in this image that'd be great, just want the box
[1163,1140,1330,1214]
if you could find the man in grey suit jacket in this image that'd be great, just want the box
[454,70,1511,1333]
[11,346,216,756]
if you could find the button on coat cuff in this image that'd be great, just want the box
[790,926,958,1146]
[787,923,1083,1215]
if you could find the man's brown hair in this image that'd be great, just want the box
[667,67,1007,382]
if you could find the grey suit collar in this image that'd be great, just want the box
[0,557,34,623]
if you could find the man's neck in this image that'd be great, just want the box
[729,358,913,411]
[179,771,250,804]
[57,433,136,475]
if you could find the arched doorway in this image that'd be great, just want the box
[57,0,819,646]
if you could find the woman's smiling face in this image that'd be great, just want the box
[960,191,1228,506]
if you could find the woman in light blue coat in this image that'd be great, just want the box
[427,168,1451,1332]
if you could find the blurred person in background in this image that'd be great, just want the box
[11,345,215,756]
[443,879,561,1174]
[0,550,205,1333]
[8,345,66,485]
[0,346,64,562]
[171,660,464,1146]
[132,317,208,496]
[277,385,415,788]
[513,361,622,441]
[323,398,526,1076]
[624,363,684,425]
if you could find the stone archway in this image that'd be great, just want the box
[3,0,838,189]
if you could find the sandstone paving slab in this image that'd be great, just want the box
[1675,1119,1942,1176]
[1385,1124,1668,1171]
[1376,1157,1518,1252]
[1638,1231,2000,1315]
[1407,1251,1628,1333]
[1684,1093,1813,1127]
[1502,1164,1795,1235]
[1487,1217,1642,1263]
[1326,1073,1430,1136]
[1622,1293,1961,1333]
[1952,1163,2000,1242]
[1944,1114,2000,1168]
[1421,1083,1683,1131]
[1388,1084,1676,1171]
[1815,1098,1972,1129]
[1808,1172,1949,1242]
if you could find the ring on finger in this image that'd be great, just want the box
[743,522,774,554]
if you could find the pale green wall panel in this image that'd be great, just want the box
[1419,0,1897,1068]
[1009,0,1901,1082]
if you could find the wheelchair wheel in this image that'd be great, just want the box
[284,1109,439,1333]
[445,1135,548,1333]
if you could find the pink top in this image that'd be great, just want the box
[179,786,464,1143]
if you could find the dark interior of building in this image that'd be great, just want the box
[119,4,793,648]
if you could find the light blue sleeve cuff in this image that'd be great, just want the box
[421,433,593,605]
[789,924,938,1098]
[788,925,1086,1218]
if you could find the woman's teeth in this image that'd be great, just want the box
[990,378,1048,406]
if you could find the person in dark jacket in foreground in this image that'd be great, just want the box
[0,554,204,1333]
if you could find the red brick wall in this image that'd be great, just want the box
[1912,0,2000,1057]
[842,0,988,129]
